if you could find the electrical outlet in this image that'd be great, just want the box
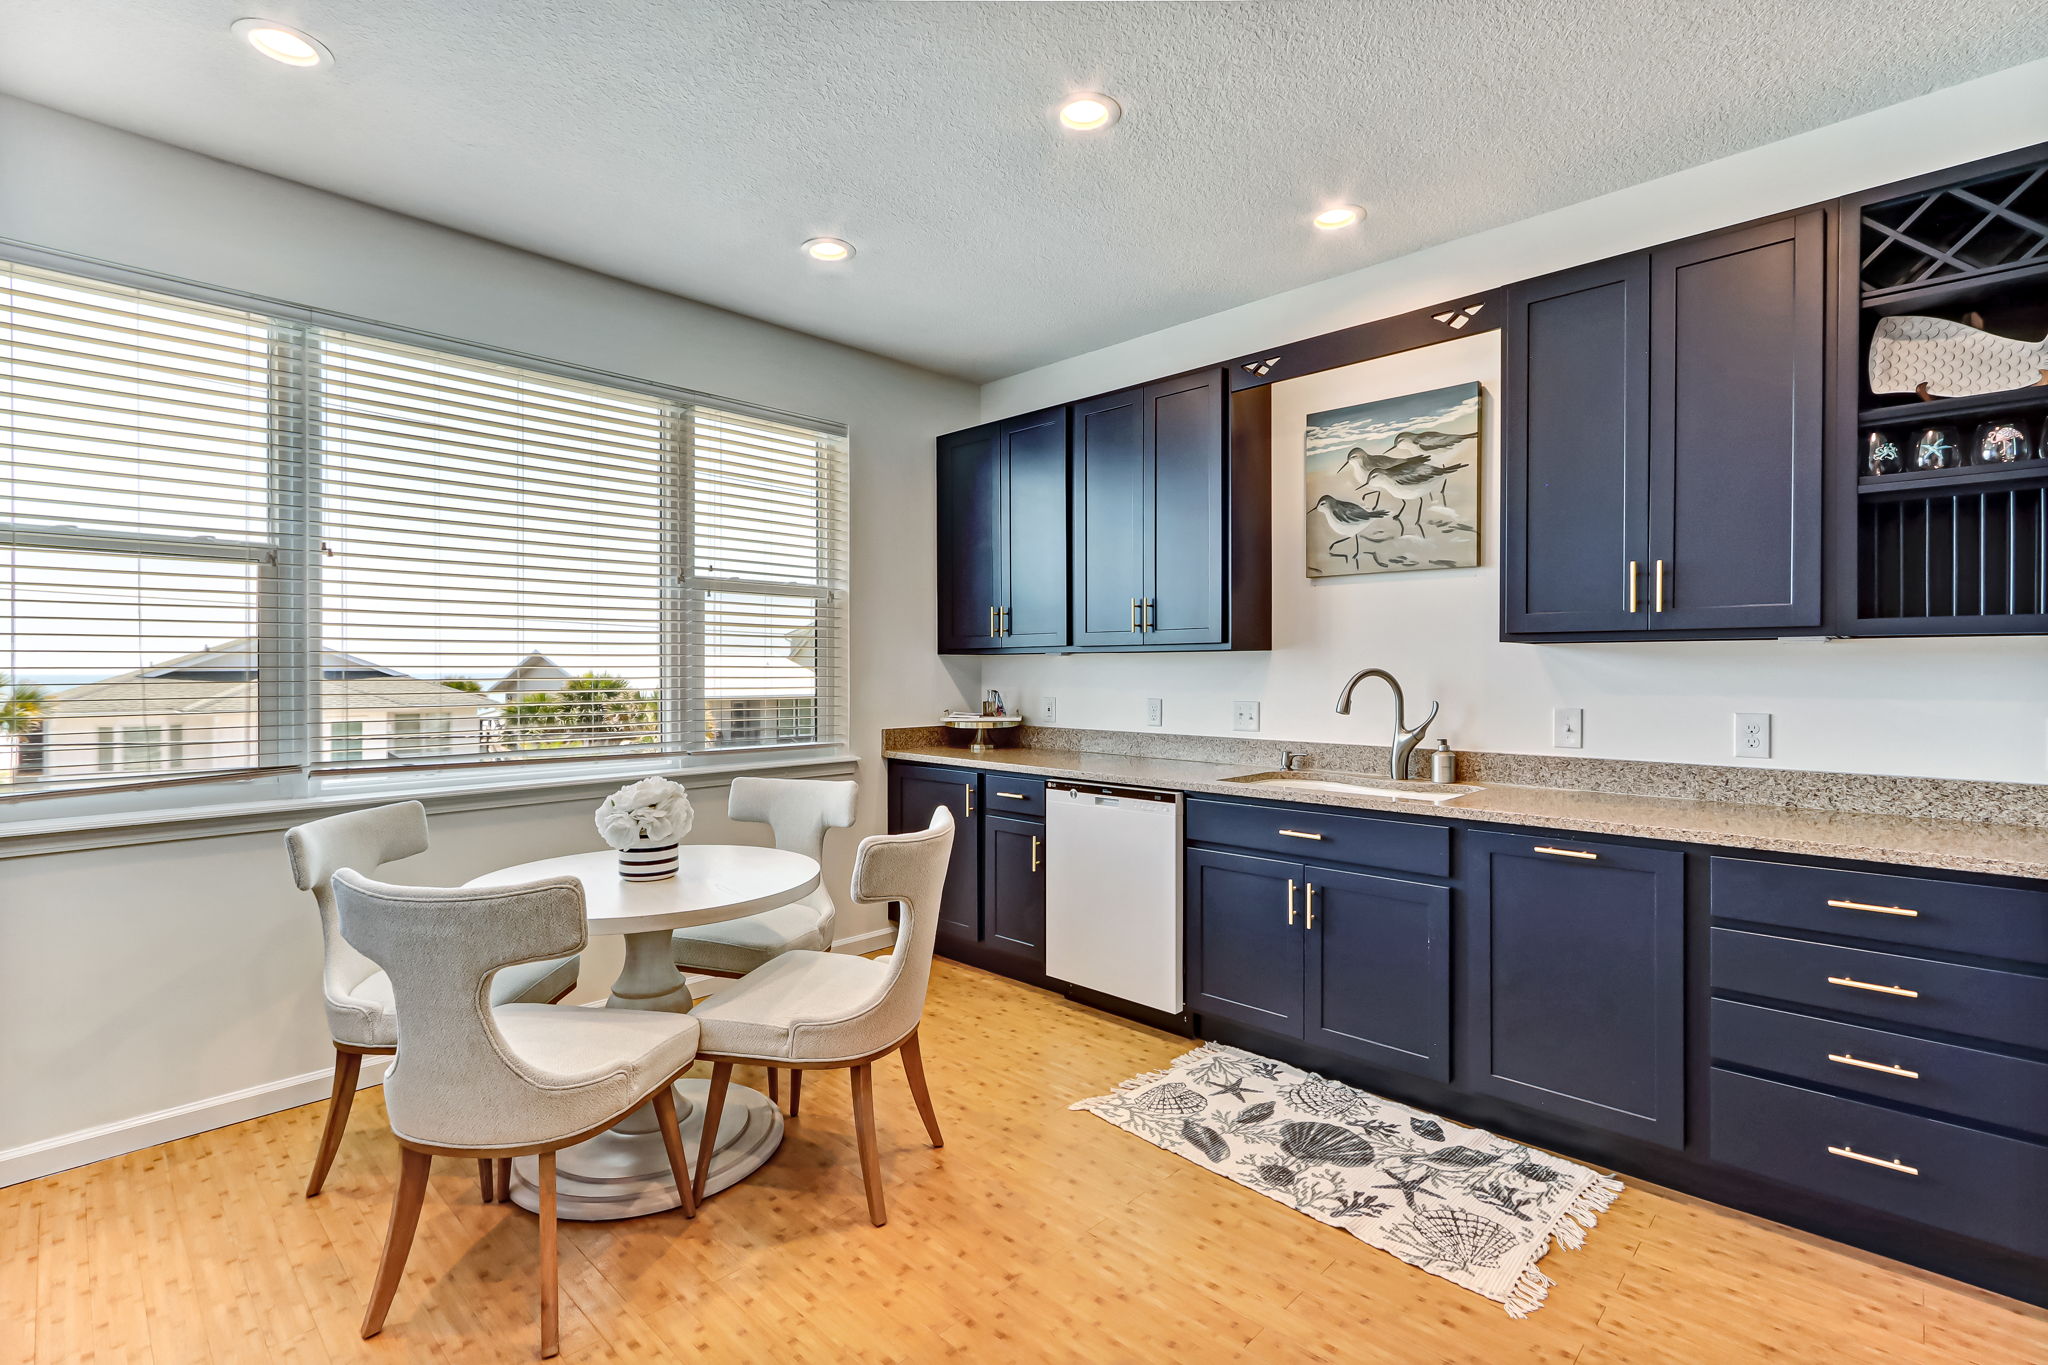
[1034,695,1057,725]
[1145,697,1164,727]
[1232,700,1260,732]
[1552,707,1583,749]
[1734,712,1772,759]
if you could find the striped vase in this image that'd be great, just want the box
[617,842,679,882]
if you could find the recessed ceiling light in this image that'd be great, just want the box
[1313,204,1366,231]
[230,18,332,67]
[801,237,855,262]
[1057,93,1121,132]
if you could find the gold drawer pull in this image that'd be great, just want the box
[1827,975,1919,999]
[1828,1053,1920,1080]
[1278,828,1324,841]
[995,791,1030,800]
[1826,1145,1919,1176]
[1287,878,1298,925]
[1533,846,1598,860]
[1827,898,1918,918]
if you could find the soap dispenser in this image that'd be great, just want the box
[1429,739,1457,784]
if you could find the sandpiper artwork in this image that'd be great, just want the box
[1305,381,1481,578]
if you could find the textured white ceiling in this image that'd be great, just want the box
[1,1,2042,380]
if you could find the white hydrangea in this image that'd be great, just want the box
[595,776,694,850]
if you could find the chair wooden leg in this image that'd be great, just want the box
[787,1069,803,1118]
[767,1067,780,1106]
[360,1147,431,1339]
[899,1030,944,1149]
[478,1159,494,1203]
[651,1088,697,1219]
[305,1047,362,1197]
[691,1062,733,1202]
[850,1063,886,1227]
[496,1157,513,1203]
[538,1150,559,1359]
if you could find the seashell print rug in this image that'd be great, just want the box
[1072,1043,1623,1317]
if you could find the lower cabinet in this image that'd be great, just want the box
[1186,847,1450,1081]
[888,762,983,943]
[889,762,1047,978]
[1461,831,1686,1148]
[982,812,1047,967]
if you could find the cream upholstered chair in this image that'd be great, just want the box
[689,806,954,1226]
[334,869,700,1359]
[284,801,580,1198]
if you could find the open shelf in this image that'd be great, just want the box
[1860,164,2048,297]
[1859,460,2048,496]
[1859,385,2048,428]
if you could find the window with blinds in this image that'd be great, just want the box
[0,259,848,802]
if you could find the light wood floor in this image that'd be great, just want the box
[3,959,2044,1364]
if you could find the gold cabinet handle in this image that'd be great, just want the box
[1030,835,1040,873]
[1533,845,1598,860]
[1286,878,1297,925]
[963,784,973,818]
[998,606,1009,637]
[1827,975,1918,998]
[1144,597,1156,630]
[995,791,1029,800]
[1131,597,1142,633]
[1653,559,1666,612]
[1827,898,1918,918]
[1278,828,1325,841]
[1828,1053,1920,1080]
[1305,882,1317,930]
[988,605,998,637]
[1826,1145,1918,1176]
[1626,559,1639,613]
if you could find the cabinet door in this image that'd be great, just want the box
[998,408,1070,649]
[1070,388,1149,646]
[890,765,983,944]
[1649,211,1824,630]
[982,814,1047,967]
[936,424,1003,651]
[1461,832,1685,1147]
[1142,370,1228,647]
[1502,256,1652,634]
[1186,847,1304,1038]
[1304,866,1452,1082]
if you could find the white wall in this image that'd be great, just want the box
[0,96,979,1176]
[979,62,2048,785]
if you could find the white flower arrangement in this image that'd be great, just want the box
[595,776,694,850]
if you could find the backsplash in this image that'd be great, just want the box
[883,724,2048,829]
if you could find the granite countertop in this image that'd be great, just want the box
[882,742,2048,881]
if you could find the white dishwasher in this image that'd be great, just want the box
[1044,780,1184,1014]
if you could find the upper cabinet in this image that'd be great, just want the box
[936,407,1070,652]
[938,370,1269,654]
[1503,210,1826,639]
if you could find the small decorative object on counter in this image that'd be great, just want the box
[982,689,1007,716]
[1863,429,1903,476]
[941,708,1022,753]
[1430,739,1458,785]
[596,776,692,881]
[1970,418,2033,465]
[1909,424,1963,471]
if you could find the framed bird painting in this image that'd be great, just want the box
[1304,381,1481,577]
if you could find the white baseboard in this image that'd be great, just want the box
[832,927,895,954]
[0,1053,392,1189]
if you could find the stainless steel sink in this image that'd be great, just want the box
[1222,770,1483,804]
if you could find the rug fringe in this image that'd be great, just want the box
[1066,1042,1234,1111]
[1504,1265,1554,1319]
[1548,1174,1625,1252]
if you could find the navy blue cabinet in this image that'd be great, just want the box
[1070,370,1230,648]
[982,812,1047,965]
[1461,832,1686,1147]
[935,408,1069,652]
[1186,847,1305,1037]
[1303,866,1452,1082]
[887,763,983,942]
[1503,212,1825,640]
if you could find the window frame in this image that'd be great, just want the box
[0,243,851,823]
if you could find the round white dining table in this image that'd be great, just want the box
[465,844,822,1221]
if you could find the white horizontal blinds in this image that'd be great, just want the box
[0,263,279,795]
[688,407,847,751]
[311,329,674,771]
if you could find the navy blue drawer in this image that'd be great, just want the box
[1712,928,2048,1051]
[1712,856,2048,966]
[1184,796,1450,877]
[1712,999,2048,1139]
[1710,1068,2048,1259]
[980,774,1047,818]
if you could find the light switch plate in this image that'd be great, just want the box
[1734,712,1772,759]
[1232,700,1260,732]
[1552,707,1583,749]
[1145,697,1164,727]
[1034,696,1057,725]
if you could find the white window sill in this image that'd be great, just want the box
[0,751,862,859]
